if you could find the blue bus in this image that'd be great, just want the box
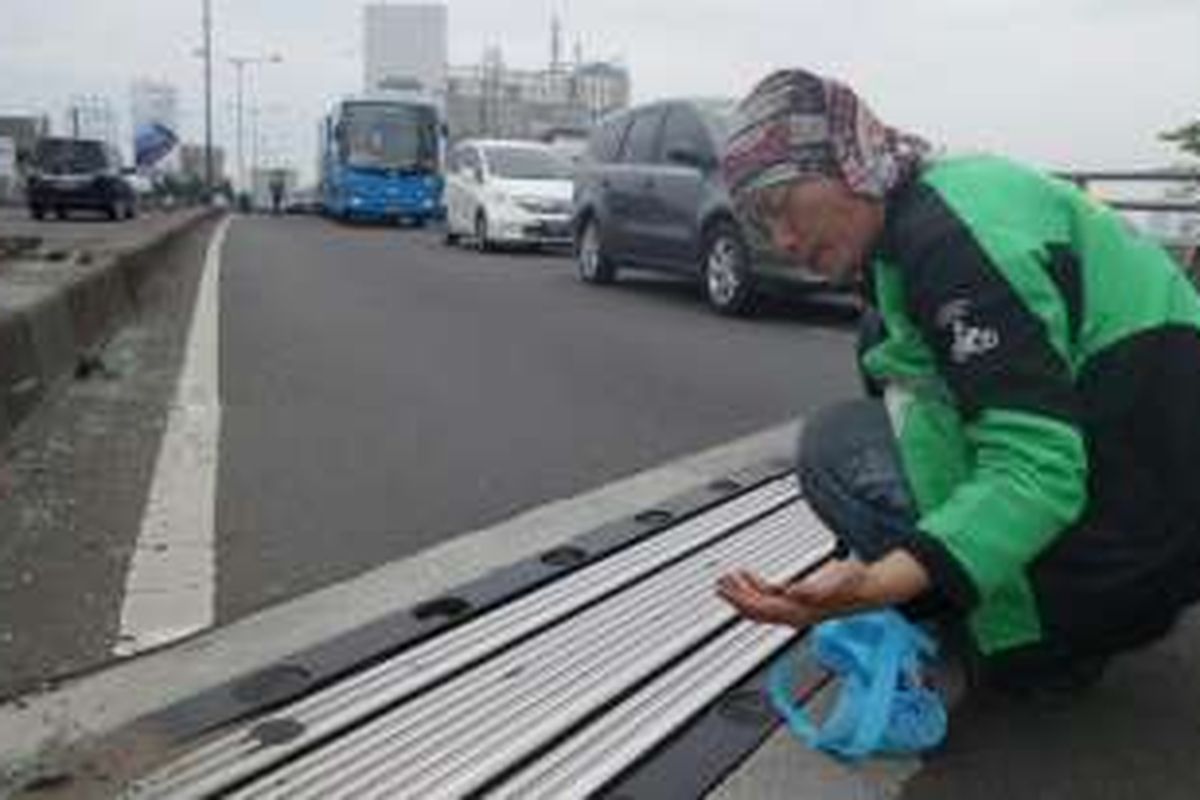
[319,98,444,225]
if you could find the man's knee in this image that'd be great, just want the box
[796,399,884,495]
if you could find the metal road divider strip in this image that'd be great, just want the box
[128,477,812,798]
[492,617,797,799]
[224,502,832,800]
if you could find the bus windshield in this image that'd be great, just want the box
[341,103,437,171]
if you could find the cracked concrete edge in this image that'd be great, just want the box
[0,418,802,781]
[0,208,222,450]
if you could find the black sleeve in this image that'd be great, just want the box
[884,184,1078,424]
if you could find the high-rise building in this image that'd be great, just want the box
[363,3,448,108]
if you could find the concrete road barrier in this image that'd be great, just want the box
[0,208,223,447]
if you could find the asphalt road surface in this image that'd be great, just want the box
[0,213,860,694]
[216,218,861,619]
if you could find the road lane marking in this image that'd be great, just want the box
[113,216,230,657]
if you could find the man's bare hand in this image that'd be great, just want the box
[716,550,932,628]
[715,558,871,628]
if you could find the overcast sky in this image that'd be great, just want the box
[2,0,1197,183]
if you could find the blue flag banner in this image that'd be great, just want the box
[134,122,178,168]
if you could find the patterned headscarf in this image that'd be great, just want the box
[722,69,932,206]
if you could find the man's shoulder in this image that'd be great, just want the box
[885,155,1059,262]
[920,153,1044,189]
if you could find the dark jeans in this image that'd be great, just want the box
[795,399,950,622]
[795,398,1110,693]
[796,399,918,563]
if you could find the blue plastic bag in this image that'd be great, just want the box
[767,609,948,761]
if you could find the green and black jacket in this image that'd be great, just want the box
[865,155,1200,658]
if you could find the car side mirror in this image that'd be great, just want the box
[667,146,716,173]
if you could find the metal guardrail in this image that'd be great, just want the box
[1056,169,1200,215]
[1055,169,1200,280]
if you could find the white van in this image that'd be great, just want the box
[443,139,575,250]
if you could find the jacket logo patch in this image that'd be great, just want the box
[936,299,1000,364]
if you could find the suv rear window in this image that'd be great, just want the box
[34,139,109,174]
[588,114,631,163]
[661,106,715,163]
[621,109,665,164]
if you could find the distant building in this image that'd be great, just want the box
[445,56,630,142]
[363,3,448,109]
[359,5,631,144]
[0,136,16,204]
[180,143,226,184]
[0,115,50,203]
[65,95,118,145]
[574,62,632,120]
[250,166,298,211]
[0,114,50,166]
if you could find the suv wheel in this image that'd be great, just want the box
[702,221,757,316]
[576,218,617,284]
[29,205,44,221]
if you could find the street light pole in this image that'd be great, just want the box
[250,104,259,176]
[233,59,246,196]
[228,54,281,198]
[202,0,214,195]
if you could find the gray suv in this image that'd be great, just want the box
[26,137,138,221]
[572,99,829,315]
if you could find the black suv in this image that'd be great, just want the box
[571,99,829,315]
[26,137,137,221]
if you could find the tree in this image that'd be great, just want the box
[1160,120,1200,160]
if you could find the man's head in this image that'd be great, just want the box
[722,69,931,282]
[743,175,883,285]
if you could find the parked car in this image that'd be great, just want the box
[25,137,138,221]
[444,139,575,250]
[571,99,834,315]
